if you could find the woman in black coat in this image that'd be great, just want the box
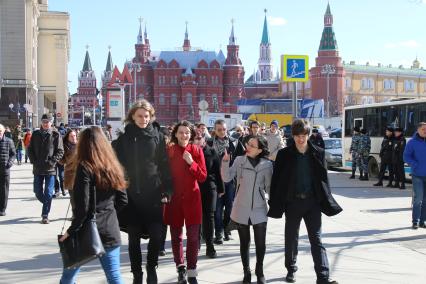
[193,134,224,258]
[113,100,173,284]
[59,126,128,284]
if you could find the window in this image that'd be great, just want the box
[361,78,368,90]
[171,93,177,105]
[345,77,351,89]
[404,80,415,92]
[368,78,374,90]
[199,93,206,102]
[159,93,165,105]
[383,79,389,90]
[186,93,192,105]
[139,94,144,100]
[212,94,219,111]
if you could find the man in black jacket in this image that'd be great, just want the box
[392,127,406,189]
[268,119,341,284]
[374,127,394,187]
[28,114,64,224]
[0,124,16,216]
[207,119,244,244]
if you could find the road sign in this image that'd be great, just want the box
[281,55,309,82]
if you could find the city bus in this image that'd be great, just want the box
[342,98,426,178]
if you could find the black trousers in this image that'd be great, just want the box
[159,224,167,251]
[0,174,10,213]
[393,162,405,184]
[285,198,329,280]
[237,221,267,270]
[378,161,393,183]
[201,188,217,246]
[128,222,163,274]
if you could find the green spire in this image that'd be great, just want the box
[325,2,331,15]
[319,27,338,51]
[82,49,92,71]
[261,9,270,45]
[105,47,113,72]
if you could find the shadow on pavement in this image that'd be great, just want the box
[361,207,411,213]
[0,217,68,225]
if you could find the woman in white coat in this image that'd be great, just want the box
[221,135,273,284]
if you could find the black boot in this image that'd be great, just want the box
[374,181,383,186]
[132,271,143,284]
[399,183,406,190]
[349,169,355,179]
[146,265,158,284]
[255,263,266,284]
[243,267,251,284]
[363,173,369,181]
[206,244,217,258]
[358,170,364,180]
[393,182,400,188]
[188,277,198,284]
[386,181,393,187]
[177,266,187,284]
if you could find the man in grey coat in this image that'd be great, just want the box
[28,114,64,224]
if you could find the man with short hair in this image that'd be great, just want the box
[0,124,16,216]
[349,126,361,179]
[268,119,341,284]
[28,114,64,224]
[207,119,243,244]
[196,122,211,139]
[358,128,371,181]
[309,128,325,149]
[374,127,394,187]
[264,120,284,161]
[404,122,426,229]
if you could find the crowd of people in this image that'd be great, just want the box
[3,99,426,283]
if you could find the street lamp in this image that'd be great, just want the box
[9,102,29,125]
[128,62,142,104]
[321,64,336,117]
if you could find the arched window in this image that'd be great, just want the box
[186,93,192,105]
[199,93,206,102]
[159,93,165,105]
[171,93,177,105]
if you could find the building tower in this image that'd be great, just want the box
[223,20,245,112]
[310,2,345,115]
[258,9,273,81]
[183,22,191,51]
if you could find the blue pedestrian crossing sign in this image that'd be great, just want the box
[281,55,309,82]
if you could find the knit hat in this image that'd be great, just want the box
[394,127,403,132]
[270,120,279,127]
[312,128,319,133]
[386,126,394,132]
[41,113,53,122]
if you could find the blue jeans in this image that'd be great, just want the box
[60,246,124,284]
[33,175,55,218]
[215,181,235,236]
[16,150,23,162]
[412,175,426,225]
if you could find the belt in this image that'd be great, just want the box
[294,192,313,200]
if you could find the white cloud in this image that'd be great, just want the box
[267,16,287,26]
[384,40,420,49]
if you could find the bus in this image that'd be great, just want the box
[342,98,426,178]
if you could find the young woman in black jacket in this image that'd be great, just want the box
[59,126,128,284]
[113,100,173,284]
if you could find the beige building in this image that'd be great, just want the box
[0,0,69,127]
[343,58,426,106]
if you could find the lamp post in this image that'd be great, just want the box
[128,62,142,104]
[321,64,336,117]
[9,102,29,125]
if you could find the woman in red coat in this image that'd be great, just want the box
[164,120,207,284]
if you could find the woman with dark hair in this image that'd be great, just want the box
[60,129,78,196]
[59,126,128,284]
[113,99,173,284]
[221,135,273,284]
[164,120,207,284]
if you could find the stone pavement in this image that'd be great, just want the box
[1,163,425,284]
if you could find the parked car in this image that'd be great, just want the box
[329,128,342,138]
[312,125,329,138]
[324,138,342,168]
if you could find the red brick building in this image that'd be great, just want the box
[126,22,244,125]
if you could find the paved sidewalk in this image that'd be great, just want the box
[0,163,425,283]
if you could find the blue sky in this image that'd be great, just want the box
[49,0,426,94]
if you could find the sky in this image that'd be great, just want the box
[49,0,426,94]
